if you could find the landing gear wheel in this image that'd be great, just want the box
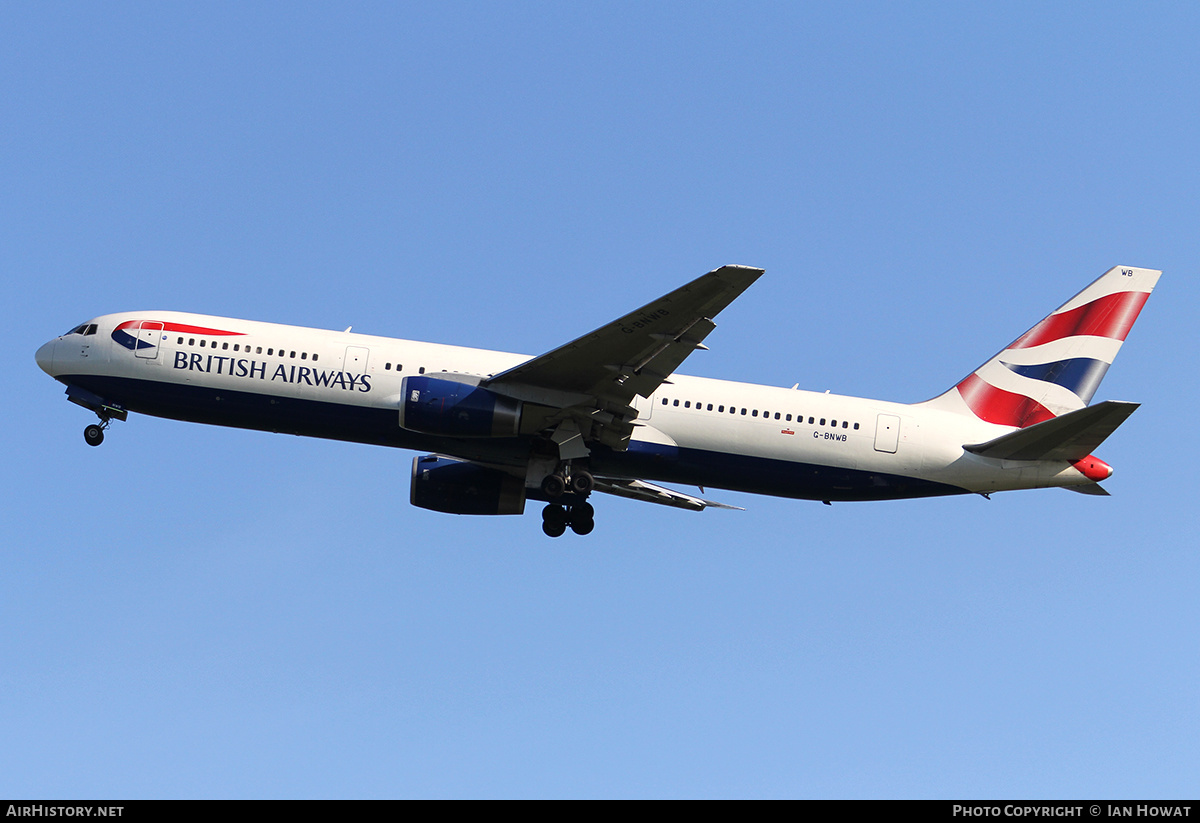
[570,471,595,496]
[541,473,567,498]
[569,515,594,536]
[573,501,594,520]
[541,504,568,538]
[84,424,104,447]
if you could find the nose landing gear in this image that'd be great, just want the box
[66,386,126,447]
[83,413,117,447]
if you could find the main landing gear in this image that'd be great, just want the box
[540,469,595,498]
[541,501,595,538]
[538,467,596,537]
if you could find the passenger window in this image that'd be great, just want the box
[842,421,848,428]
[256,346,262,354]
[752,409,758,417]
[707,404,713,411]
[820,418,826,426]
[268,348,273,355]
[178,337,184,344]
[419,367,425,374]
[290,351,296,358]
[741,408,747,415]
[718,405,725,412]
[301,352,307,360]
[233,344,239,352]
[775,412,781,420]
[808,417,814,424]
[831,420,837,427]
[313,353,319,362]
[223,342,229,350]
[854,422,860,430]
[662,398,668,405]
[673,399,679,406]
[786,414,792,421]
[386,363,392,370]
[684,401,691,408]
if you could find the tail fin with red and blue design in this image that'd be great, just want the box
[925,265,1161,428]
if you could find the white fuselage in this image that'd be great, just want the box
[36,310,1098,502]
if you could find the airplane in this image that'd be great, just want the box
[36,263,1159,537]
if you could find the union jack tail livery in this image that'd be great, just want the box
[927,265,1161,428]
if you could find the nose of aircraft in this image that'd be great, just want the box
[35,339,57,376]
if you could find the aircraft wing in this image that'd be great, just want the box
[593,477,744,512]
[482,264,763,451]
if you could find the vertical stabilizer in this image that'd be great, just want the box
[923,266,1160,427]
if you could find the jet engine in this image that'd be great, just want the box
[399,375,522,437]
[409,455,526,515]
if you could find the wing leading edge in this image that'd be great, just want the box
[485,265,762,404]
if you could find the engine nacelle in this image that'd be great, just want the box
[410,455,527,515]
[399,375,522,437]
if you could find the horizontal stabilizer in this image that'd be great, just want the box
[1063,483,1110,496]
[594,477,743,512]
[964,400,1139,462]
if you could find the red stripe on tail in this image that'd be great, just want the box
[956,373,1056,428]
[1009,291,1150,350]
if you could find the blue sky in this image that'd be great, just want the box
[3,2,1197,798]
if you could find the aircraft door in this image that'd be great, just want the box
[136,321,164,360]
[874,414,900,453]
[344,346,369,373]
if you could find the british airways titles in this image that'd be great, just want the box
[173,351,372,392]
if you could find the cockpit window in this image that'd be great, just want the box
[64,322,99,335]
